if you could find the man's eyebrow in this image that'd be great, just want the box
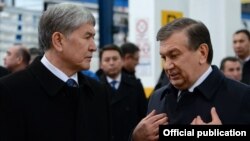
[85,31,95,36]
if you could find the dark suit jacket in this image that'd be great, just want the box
[0,66,10,78]
[241,59,250,85]
[0,58,111,141]
[100,73,147,141]
[148,66,250,124]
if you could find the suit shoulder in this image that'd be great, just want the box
[81,74,108,91]
[150,85,168,99]
[226,78,250,92]
[222,78,250,102]
[0,69,31,85]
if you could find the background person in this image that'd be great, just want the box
[3,44,30,73]
[99,44,147,141]
[220,56,242,81]
[233,29,250,84]
[120,42,140,78]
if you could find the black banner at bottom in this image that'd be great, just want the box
[159,125,249,140]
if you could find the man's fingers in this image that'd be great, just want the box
[145,110,156,119]
[210,107,220,121]
[196,115,204,124]
[144,110,156,120]
[191,117,196,125]
[149,113,167,123]
[210,107,222,125]
[191,116,204,125]
[154,116,168,126]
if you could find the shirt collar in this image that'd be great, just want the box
[162,66,223,100]
[188,66,212,92]
[106,73,121,83]
[244,56,250,62]
[41,55,78,84]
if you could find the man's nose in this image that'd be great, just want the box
[89,39,97,51]
[163,59,174,70]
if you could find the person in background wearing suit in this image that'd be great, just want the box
[99,44,147,141]
[120,42,147,99]
[220,56,242,81]
[3,44,30,73]
[233,29,250,85]
[120,42,140,78]
[131,18,250,141]
[0,3,111,141]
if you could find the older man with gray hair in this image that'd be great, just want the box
[0,3,111,141]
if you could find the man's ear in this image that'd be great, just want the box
[51,32,64,52]
[198,43,209,64]
[16,56,23,64]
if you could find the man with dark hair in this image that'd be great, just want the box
[132,18,250,141]
[0,3,111,141]
[3,44,30,73]
[99,44,147,141]
[120,42,147,100]
[220,56,242,81]
[233,29,250,84]
[120,42,140,78]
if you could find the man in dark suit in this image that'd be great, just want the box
[120,42,140,78]
[131,18,250,141]
[99,44,147,141]
[0,3,111,141]
[232,29,250,85]
[3,44,30,73]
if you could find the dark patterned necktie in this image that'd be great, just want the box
[110,80,117,90]
[177,90,189,102]
[66,79,78,88]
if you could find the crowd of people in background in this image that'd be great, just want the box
[0,2,250,141]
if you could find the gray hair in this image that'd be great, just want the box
[38,3,96,51]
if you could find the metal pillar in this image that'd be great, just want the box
[98,0,114,48]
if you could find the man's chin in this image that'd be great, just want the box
[81,64,90,70]
[170,80,184,89]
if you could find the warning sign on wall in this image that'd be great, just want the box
[135,18,152,76]
[161,10,183,26]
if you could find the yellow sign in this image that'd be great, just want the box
[241,0,250,4]
[161,10,183,26]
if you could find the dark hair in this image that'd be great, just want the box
[120,42,139,56]
[29,47,43,56]
[156,17,213,64]
[234,29,250,40]
[18,47,31,65]
[220,56,241,71]
[99,44,123,61]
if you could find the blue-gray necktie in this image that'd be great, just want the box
[66,79,78,87]
[110,80,117,90]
